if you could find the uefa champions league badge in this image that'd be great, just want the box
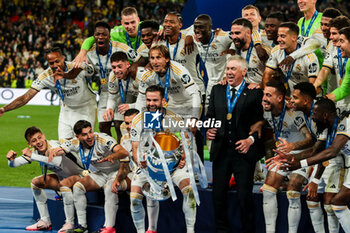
[143,110,162,130]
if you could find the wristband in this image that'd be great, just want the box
[311,178,321,185]
[300,159,308,168]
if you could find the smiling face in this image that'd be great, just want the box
[94,26,110,50]
[329,27,340,47]
[277,27,297,51]
[124,113,137,134]
[265,17,281,41]
[76,127,95,148]
[242,8,261,29]
[193,18,212,43]
[149,49,169,74]
[339,34,350,57]
[297,0,316,13]
[163,14,182,38]
[290,89,308,111]
[321,16,332,39]
[121,13,140,37]
[230,24,250,49]
[46,51,65,73]
[262,86,283,111]
[141,27,155,48]
[111,60,130,80]
[225,59,246,87]
[146,91,165,112]
[28,132,47,154]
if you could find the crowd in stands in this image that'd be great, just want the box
[0,0,185,88]
[256,0,350,25]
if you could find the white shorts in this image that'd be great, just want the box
[271,165,309,179]
[90,170,118,188]
[341,156,350,189]
[313,155,345,193]
[131,166,190,188]
[58,99,97,140]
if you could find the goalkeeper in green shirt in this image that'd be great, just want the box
[73,7,142,68]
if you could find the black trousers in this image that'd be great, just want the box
[212,146,256,233]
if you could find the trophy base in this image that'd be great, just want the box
[142,182,171,201]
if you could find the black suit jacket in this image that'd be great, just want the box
[206,83,265,162]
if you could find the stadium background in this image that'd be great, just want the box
[1,0,350,187]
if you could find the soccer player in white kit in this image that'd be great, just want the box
[49,120,129,233]
[314,16,350,113]
[263,22,319,95]
[135,45,201,123]
[103,51,142,142]
[230,18,271,85]
[0,47,97,141]
[6,126,85,232]
[276,98,350,233]
[188,14,232,111]
[155,12,204,97]
[137,20,160,59]
[130,85,196,233]
[261,81,313,233]
[276,86,344,233]
[86,21,140,136]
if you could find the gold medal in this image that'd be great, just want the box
[339,79,343,85]
[322,160,329,167]
[201,70,204,77]
[226,113,232,120]
[275,141,281,147]
[164,102,168,108]
[82,170,89,177]
[101,78,107,85]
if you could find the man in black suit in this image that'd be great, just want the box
[206,55,264,233]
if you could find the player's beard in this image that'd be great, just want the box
[315,120,328,135]
[147,105,162,112]
[233,37,246,50]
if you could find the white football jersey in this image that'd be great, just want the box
[264,108,307,154]
[266,45,319,94]
[31,62,96,108]
[135,61,201,119]
[156,34,204,93]
[61,133,120,173]
[87,41,140,93]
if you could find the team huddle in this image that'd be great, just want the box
[2,0,350,232]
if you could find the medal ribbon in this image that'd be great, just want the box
[158,68,171,103]
[284,42,301,87]
[326,117,338,149]
[118,77,130,103]
[181,131,200,205]
[55,63,68,102]
[167,33,182,60]
[198,31,215,90]
[79,142,95,170]
[126,28,141,50]
[301,10,319,37]
[304,102,314,133]
[226,79,246,115]
[338,48,348,79]
[96,42,112,81]
[271,102,286,141]
[237,41,254,63]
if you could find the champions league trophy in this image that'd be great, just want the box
[141,131,183,201]
[139,111,208,204]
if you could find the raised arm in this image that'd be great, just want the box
[0,89,38,116]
